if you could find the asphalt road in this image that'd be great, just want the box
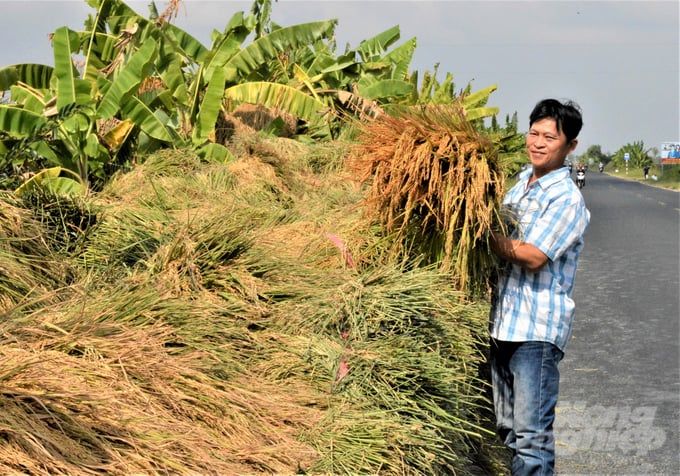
[554,172,680,475]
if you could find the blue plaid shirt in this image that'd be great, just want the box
[490,166,590,351]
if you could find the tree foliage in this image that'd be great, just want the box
[611,141,653,168]
[0,0,512,192]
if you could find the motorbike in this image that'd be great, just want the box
[598,164,604,173]
[576,170,586,189]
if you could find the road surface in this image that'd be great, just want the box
[555,172,680,474]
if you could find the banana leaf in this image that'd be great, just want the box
[203,17,252,80]
[0,64,53,91]
[163,22,209,63]
[192,68,226,144]
[53,27,93,111]
[354,25,400,61]
[224,81,326,123]
[465,107,500,121]
[358,79,414,101]
[102,119,134,151]
[293,64,321,100]
[9,84,46,114]
[383,38,417,80]
[120,95,174,142]
[223,20,337,83]
[157,42,188,103]
[432,73,455,104]
[196,143,234,163]
[81,31,118,80]
[462,84,497,109]
[82,0,118,80]
[0,106,46,138]
[15,167,86,197]
[97,38,158,119]
[29,140,61,165]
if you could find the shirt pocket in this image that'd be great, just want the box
[518,198,543,231]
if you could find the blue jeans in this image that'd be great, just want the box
[490,339,564,476]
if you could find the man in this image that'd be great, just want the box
[489,98,590,475]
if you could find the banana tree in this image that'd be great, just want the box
[612,141,652,168]
[93,0,336,149]
[0,17,173,192]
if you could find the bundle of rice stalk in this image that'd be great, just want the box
[0,193,68,311]
[351,103,507,294]
[245,248,504,473]
[78,206,173,273]
[0,327,321,474]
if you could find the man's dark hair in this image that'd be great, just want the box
[529,99,583,143]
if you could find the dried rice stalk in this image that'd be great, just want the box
[351,103,506,293]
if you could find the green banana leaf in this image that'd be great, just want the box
[383,37,417,80]
[0,64,53,91]
[81,31,118,79]
[203,15,252,80]
[224,81,326,122]
[358,79,414,101]
[223,20,337,83]
[157,42,188,103]
[163,22,209,63]
[120,95,174,142]
[83,0,117,81]
[186,64,205,125]
[354,25,400,61]
[309,54,344,76]
[97,38,158,119]
[0,106,46,138]
[30,140,61,165]
[15,167,86,197]
[88,0,141,35]
[193,68,226,144]
[224,81,326,123]
[432,72,455,104]
[196,143,234,163]
[462,84,497,109]
[9,84,46,114]
[53,27,92,110]
[465,106,500,121]
[293,64,321,100]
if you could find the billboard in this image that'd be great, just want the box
[660,142,680,163]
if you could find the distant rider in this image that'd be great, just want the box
[576,164,586,188]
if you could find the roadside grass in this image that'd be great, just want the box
[606,164,680,191]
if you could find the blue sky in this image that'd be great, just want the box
[0,0,678,154]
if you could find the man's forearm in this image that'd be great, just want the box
[490,231,549,273]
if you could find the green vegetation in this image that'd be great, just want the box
[606,163,680,191]
[609,140,654,169]
[0,0,522,194]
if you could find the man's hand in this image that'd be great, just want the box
[490,231,549,273]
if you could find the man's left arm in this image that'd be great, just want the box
[489,232,548,273]
[491,199,589,273]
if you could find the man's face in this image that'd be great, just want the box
[526,118,577,178]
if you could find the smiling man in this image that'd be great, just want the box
[489,99,590,475]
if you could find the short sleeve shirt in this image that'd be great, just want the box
[490,166,590,352]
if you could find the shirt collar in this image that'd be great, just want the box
[521,166,570,190]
